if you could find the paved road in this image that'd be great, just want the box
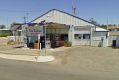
[0,58,119,80]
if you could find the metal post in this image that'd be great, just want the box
[40,43,42,55]
[107,17,109,29]
[90,26,93,46]
[44,16,50,56]
[71,25,73,46]
[44,22,47,56]
[26,13,29,23]
[23,17,28,48]
[25,26,28,47]
[72,0,77,16]
[106,17,109,46]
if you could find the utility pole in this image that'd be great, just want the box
[71,0,77,46]
[106,17,110,47]
[23,12,29,23]
[26,12,29,23]
[107,17,109,29]
[23,16,28,48]
[72,0,77,16]
[6,16,8,28]
[23,16,27,24]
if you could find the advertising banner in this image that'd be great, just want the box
[27,25,44,36]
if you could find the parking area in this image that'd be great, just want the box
[0,45,119,72]
[50,46,119,72]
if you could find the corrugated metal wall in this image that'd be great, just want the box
[31,10,109,47]
[70,27,91,46]
[108,36,117,46]
[92,32,108,47]
[32,10,94,27]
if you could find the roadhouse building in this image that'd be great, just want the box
[22,9,109,48]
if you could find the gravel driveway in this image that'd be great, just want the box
[1,45,119,72]
[50,46,119,72]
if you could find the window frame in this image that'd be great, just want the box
[74,34,82,40]
[83,34,90,40]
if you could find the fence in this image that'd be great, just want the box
[0,37,8,46]
[0,36,23,46]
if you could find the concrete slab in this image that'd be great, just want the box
[0,53,55,63]
[37,56,55,62]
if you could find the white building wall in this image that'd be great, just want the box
[32,10,95,27]
[72,31,91,46]
[68,26,109,47]
[33,11,54,23]
[108,36,117,46]
[69,26,91,46]
[31,9,109,47]
[92,32,108,47]
[116,37,119,48]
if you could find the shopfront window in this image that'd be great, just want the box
[75,34,82,40]
[83,34,90,39]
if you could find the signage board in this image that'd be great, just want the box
[74,26,91,31]
[38,34,40,40]
[27,25,44,36]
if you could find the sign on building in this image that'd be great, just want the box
[27,25,44,36]
[74,26,91,31]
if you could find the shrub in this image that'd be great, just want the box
[0,33,10,37]
[7,40,16,45]
[64,41,72,47]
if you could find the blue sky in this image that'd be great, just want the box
[0,0,119,27]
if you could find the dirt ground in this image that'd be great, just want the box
[49,46,119,72]
[0,45,119,72]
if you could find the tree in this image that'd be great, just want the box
[89,18,98,25]
[113,24,117,26]
[0,25,6,29]
[10,22,23,30]
[10,22,17,29]
[99,24,107,29]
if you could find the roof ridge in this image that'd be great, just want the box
[30,9,96,26]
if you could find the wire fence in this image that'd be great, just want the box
[0,36,23,46]
[0,37,8,46]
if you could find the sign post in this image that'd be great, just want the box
[38,34,40,49]
[38,34,40,40]
[36,34,42,61]
[38,34,42,56]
